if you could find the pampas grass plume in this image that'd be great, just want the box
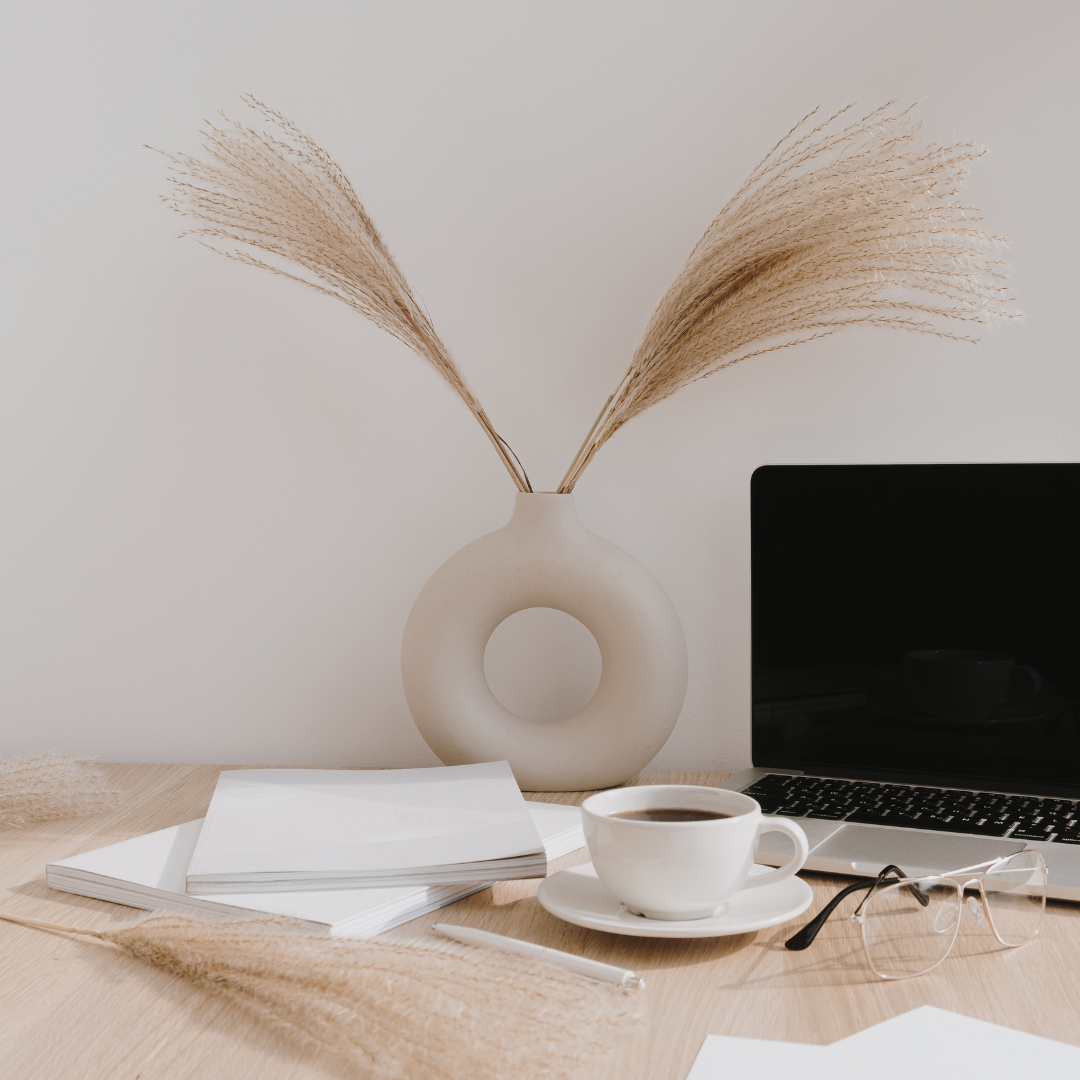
[0,912,638,1079]
[154,96,532,493]
[558,102,1021,490]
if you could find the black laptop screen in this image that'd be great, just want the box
[751,464,1080,793]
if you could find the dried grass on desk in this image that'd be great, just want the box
[0,753,119,827]
[0,911,638,1080]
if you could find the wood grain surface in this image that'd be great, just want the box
[2,764,1079,1079]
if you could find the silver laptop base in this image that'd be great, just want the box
[718,768,1080,902]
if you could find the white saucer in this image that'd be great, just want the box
[537,862,813,938]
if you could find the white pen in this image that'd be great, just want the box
[433,923,644,989]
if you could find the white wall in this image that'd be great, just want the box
[1,1,1077,770]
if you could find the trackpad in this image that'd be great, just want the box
[758,817,844,858]
[812,825,1024,877]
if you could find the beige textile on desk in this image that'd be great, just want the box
[0,753,119,826]
[3,766,1080,1080]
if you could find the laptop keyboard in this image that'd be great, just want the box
[741,773,1080,844]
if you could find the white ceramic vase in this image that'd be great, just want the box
[401,492,688,790]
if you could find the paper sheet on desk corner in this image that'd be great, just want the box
[686,1006,1080,1079]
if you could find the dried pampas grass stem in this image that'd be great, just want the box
[0,753,119,827]
[0,912,638,1079]
[154,96,531,493]
[557,102,1021,491]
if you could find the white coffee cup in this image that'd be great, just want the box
[581,785,809,920]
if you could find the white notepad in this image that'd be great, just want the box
[47,801,583,938]
[186,761,547,894]
[687,1006,1080,1078]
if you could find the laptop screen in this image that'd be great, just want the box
[751,463,1080,794]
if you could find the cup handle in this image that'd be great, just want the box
[1010,665,1042,703]
[740,817,810,890]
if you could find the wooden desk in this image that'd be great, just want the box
[2,764,1079,1079]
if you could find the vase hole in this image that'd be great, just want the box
[483,607,602,725]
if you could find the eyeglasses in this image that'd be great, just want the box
[784,850,1047,979]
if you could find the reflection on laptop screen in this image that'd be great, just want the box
[751,464,1080,795]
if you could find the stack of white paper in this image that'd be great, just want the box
[47,801,583,938]
[687,1006,1080,1079]
[187,761,547,894]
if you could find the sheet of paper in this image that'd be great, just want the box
[687,1006,1080,1079]
[833,1006,1080,1073]
[188,761,543,878]
[685,1034,822,1079]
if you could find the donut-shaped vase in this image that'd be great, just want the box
[401,493,688,790]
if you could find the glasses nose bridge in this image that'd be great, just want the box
[938,869,983,891]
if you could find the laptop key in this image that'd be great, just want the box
[745,782,791,796]
[845,809,927,829]
[1010,830,1055,842]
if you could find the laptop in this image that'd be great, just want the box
[718,463,1080,901]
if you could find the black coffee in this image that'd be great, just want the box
[609,808,732,822]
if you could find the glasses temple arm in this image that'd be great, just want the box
[784,865,917,951]
[784,878,875,950]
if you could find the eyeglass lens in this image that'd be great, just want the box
[981,850,1046,946]
[861,880,961,979]
[860,851,1046,979]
